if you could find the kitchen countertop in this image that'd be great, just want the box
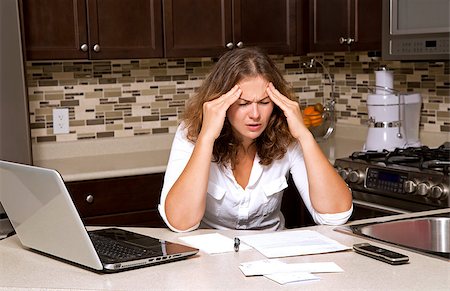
[32,123,449,182]
[0,208,448,290]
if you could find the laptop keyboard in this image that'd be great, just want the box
[89,233,157,261]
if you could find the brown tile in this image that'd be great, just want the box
[87,119,105,125]
[152,128,169,134]
[97,131,115,138]
[61,100,80,107]
[36,136,57,142]
[143,115,159,122]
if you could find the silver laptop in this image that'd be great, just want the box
[0,160,198,273]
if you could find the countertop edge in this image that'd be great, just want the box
[31,124,449,182]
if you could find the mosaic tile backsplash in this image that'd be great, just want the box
[26,51,449,143]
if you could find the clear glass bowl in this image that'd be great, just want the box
[303,106,334,141]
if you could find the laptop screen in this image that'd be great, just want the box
[0,160,198,272]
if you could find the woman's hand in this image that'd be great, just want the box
[266,83,309,140]
[199,85,242,141]
[165,85,242,231]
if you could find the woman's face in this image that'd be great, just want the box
[226,76,274,145]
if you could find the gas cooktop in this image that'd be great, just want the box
[334,143,449,212]
[350,142,450,175]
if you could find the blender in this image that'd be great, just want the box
[364,67,422,151]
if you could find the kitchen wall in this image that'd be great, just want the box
[25,51,449,144]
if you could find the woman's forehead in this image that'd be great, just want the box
[237,76,269,102]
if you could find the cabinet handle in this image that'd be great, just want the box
[93,44,101,52]
[85,194,94,203]
[80,43,88,52]
[339,37,356,45]
[236,41,244,48]
[226,42,234,49]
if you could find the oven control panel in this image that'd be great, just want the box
[334,158,449,208]
[365,168,408,194]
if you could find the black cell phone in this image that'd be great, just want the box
[353,243,409,265]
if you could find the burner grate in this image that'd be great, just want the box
[350,143,450,174]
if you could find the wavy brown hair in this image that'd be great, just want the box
[183,47,296,166]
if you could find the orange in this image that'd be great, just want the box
[310,117,323,127]
[303,116,312,128]
[303,106,316,116]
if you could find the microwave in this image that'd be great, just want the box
[382,0,450,60]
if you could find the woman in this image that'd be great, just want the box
[158,47,352,232]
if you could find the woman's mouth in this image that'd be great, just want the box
[246,124,262,131]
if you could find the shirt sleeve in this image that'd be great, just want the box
[288,142,353,225]
[158,124,200,232]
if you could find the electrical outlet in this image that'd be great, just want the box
[53,108,70,134]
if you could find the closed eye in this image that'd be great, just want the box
[258,97,271,105]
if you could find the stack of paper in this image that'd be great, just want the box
[239,259,344,285]
[238,229,351,258]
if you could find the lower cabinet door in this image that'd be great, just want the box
[65,173,166,227]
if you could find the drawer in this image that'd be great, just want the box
[82,209,165,227]
[65,173,164,218]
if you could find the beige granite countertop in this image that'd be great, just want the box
[33,133,174,182]
[35,149,170,182]
[0,208,449,290]
[32,124,449,182]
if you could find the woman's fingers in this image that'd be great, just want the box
[224,85,242,107]
[266,83,299,116]
[216,85,242,107]
[200,85,242,140]
[267,83,308,139]
[266,83,284,107]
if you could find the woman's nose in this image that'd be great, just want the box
[248,103,260,119]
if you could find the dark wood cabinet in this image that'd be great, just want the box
[65,173,166,227]
[163,0,297,57]
[20,0,163,60]
[281,174,315,228]
[20,0,88,60]
[309,0,381,52]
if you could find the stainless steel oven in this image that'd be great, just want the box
[334,144,449,221]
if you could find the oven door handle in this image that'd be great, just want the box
[353,199,411,214]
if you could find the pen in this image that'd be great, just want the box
[234,237,240,252]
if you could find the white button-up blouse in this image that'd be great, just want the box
[158,124,353,232]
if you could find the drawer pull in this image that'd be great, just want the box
[86,194,94,203]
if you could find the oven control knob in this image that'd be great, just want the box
[416,182,430,196]
[404,180,417,194]
[429,184,449,200]
[338,168,350,181]
[348,170,364,184]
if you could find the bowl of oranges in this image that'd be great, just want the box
[302,103,334,140]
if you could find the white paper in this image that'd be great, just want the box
[179,233,251,254]
[238,230,351,258]
[239,259,287,276]
[239,259,343,276]
[264,272,320,285]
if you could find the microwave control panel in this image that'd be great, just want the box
[389,36,449,56]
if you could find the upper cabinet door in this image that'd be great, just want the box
[164,0,296,58]
[87,0,163,59]
[20,0,89,60]
[21,0,163,60]
[309,0,381,52]
[233,0,296,55]
[349,0,381,51]
[310,0,349,52]
[163,0,233,58]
